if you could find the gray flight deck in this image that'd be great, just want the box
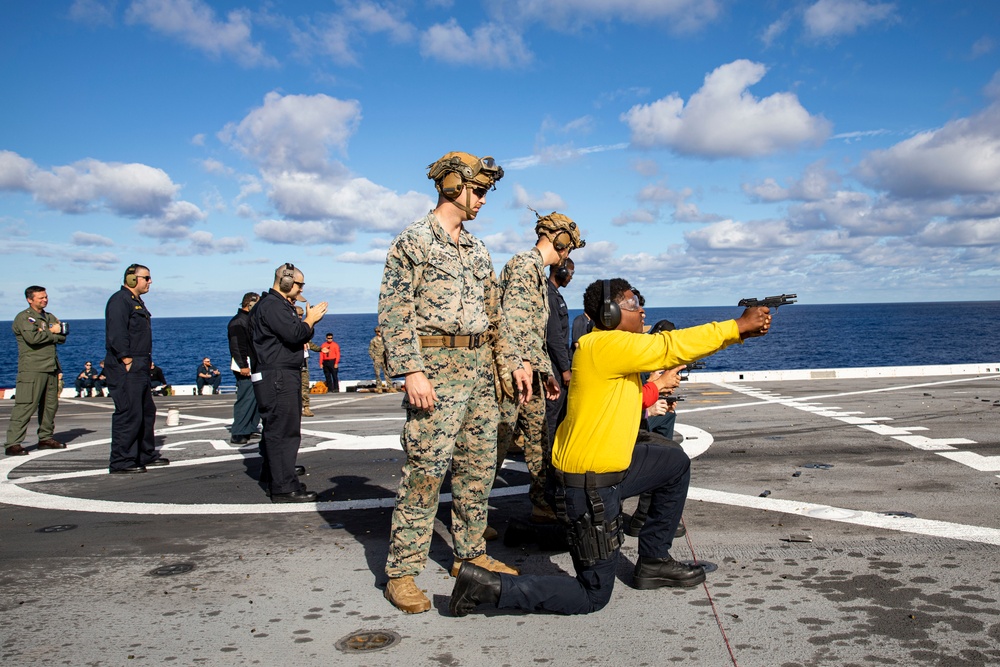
[2,365,999,666]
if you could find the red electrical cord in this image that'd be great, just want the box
[679,517,739,667]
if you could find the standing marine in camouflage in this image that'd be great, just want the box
[495,212,585,523]
[378,151,532,614]
[368,327,389,392]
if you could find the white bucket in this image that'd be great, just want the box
[166,409,180,426]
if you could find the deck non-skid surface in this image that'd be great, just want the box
[2,373,999,666]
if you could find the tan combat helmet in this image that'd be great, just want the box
[427,151,504,217]
[532,209,586,251]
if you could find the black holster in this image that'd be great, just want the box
[554,472,624,567]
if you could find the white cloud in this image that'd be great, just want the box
[201,158,233,175]
[761,13,792,47]
[508,184,567,212]
[188,231,247,254]
[125,0,275,67]
[505,142,627,170]
[744,161,840,202]
[622,60,831,157]
[289,2,416,67]
[336,249,389,264]
[344,2,415,43]
[634,183,724,223]
[856,103,1000,198]
[253,219,356,245]
[71,231,115,246]
[685,219,803,251]
[265,172,431,232]
[420,19,532,68]
[69,0,117,26]
[137,200,208,238]
[971,36,995,59]
[917,218,1000,247]
[0,151,204,231]
[219,91,432,245]
[0,150,36,190]
[611,209,658,226]
[481,228,537,256]
[803,0,896,39]
[219,92,362,174]
[503,0,721,33]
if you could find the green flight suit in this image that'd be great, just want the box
[5,307,66,447]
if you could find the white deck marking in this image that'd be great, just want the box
[709,377,998,479]
[3,395,1000,546]
[688,487,1000,546]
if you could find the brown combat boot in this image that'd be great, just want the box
[384,576,431,614]
[302,407,315,417]
[450,553,519,577]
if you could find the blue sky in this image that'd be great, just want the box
[1,0,999,318]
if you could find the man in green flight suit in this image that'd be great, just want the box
[4,285,69,456]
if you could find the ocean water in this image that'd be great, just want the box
[1,301,998,388]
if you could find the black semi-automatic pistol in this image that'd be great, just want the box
[738,293,797,310]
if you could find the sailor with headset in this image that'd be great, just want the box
[248,263,328,503]
[105,263,167,473]
[450,277,773,616]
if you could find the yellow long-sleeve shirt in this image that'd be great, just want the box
[552,321,742,474]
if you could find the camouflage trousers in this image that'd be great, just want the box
[300,369,310,408]
[372,361,389,390]
[497,371,551,512]
[385,346,498,579]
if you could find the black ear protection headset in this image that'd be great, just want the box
[554,264,571,283]
[124,264,139,288]
[599,279,621,330]
[278,263,297,292]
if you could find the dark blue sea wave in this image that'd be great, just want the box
[1,301,998,387]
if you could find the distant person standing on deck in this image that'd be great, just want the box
[368,327,389,392]
[320,331,340,393]
[228,292,261,445]
[105,264,168,473]
[4,285,68,456]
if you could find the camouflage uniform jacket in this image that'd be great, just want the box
[12,307,65,373]
[378,212,522,376]
[368,335,386,366]
[498,248,551,377]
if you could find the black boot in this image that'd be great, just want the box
[633,556,705,590]
[449,562,501,617]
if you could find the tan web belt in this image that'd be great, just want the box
[419,334,487,349]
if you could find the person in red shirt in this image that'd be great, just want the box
[319,332,340,392]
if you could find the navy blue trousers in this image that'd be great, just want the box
[253,369,304,495]
[107,357,157,471]
[497,439,691,615]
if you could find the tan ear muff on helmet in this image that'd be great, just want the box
[124,264,139,288]
[552,231,573,252]
[438,171,466,198]
[279,263,296,292]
